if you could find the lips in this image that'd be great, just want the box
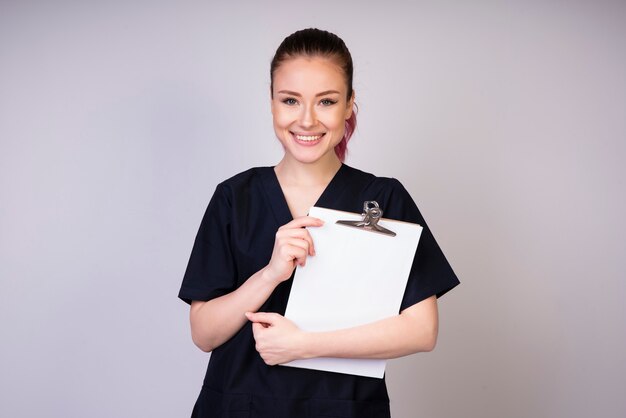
[291,132,325,145]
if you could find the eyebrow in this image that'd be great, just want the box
[277,90,341,97]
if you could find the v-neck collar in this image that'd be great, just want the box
[260,163,350,226]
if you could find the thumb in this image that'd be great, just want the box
[245,311,278,326]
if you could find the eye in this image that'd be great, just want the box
[282,98,298,106]
[319,99,337,106]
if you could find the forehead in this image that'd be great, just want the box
[273,56,347,93]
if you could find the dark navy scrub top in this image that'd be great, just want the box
[179,164,459,418]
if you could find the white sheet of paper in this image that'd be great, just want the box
[282,206,423,378]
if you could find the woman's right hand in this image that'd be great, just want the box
[264,216,324,285]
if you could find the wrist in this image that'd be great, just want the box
[297,331,317,360]
[259,266,282,288]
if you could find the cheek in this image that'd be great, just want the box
[323,109,349,129]
[272,108,293,129]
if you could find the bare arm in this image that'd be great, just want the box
[190,267,278,352]
[189,216,323,352]
[247,295,438,365]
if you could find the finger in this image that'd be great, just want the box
[246,311,280,325]
[284,246,308,267]
[283,238,310,256]
[276,229,315,255]
[298,229,315,255]
[250,320,270,328]
[251,321,264,338]
[278,242,308,261]
[248,314,270,330]
[279,216,324,230]
[277,227,314,240]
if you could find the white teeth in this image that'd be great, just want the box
[295,134,322,142]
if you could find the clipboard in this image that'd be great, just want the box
[282,201,423,378]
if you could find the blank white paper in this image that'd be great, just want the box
[282,206,423,378]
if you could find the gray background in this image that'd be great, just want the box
[1,1,624,417]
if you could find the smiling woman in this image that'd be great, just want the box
[271,56,354,168]
[178,28,459,418]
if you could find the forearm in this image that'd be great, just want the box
[301,296,438,360]
[190,267,279,352]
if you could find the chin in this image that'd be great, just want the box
[289,153,325,164]
[291,149,339,165]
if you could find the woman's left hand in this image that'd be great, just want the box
[245,312,307,365]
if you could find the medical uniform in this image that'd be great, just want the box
[179,164,459,418]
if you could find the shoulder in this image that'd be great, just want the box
[343,165,418,222]
[197,167,273,216]
[218,166,271,188]
[343,164,411,199]
[213,166,273,198]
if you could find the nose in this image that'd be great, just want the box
[299,104,317,129]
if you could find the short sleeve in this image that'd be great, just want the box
[178,184,237,304]
[384,179,460,311]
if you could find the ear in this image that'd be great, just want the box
[270,87,275,115]
[345,90,355,119]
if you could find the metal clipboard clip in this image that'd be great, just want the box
[336,201,396,237]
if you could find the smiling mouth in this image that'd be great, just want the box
[292,133,325,142]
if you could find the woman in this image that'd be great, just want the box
[179,28,459,417]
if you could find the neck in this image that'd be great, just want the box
[274,155,342,187]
